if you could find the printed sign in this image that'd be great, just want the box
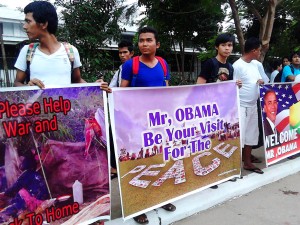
[260,83,300,166]
[109,82,241,219]
[0,84,110,225]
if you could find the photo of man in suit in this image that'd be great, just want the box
[263,89,278,136]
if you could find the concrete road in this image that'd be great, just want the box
[172,172,300,225]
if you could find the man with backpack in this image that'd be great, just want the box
[196,33,241,186]
[14,1,86,88]
[120,27,169,88]
[102,26,174,224]
[281,51,300,82]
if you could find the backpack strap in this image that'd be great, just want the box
[25,42,39,83]
[131,56,168,87]
[62,42,76,82]
[155,56,167,77]
[210,57,220,83]
[290,65,295,75]
[132,56,140,75]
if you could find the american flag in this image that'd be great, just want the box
[260,83,300,132]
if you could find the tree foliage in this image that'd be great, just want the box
[55,0,136,81]
[137,0,225,83]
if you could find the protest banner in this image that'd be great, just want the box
[260,83,300,166]
[109,81,241,219]
[0,84,110,225]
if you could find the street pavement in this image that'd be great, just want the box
[106,148,300,225]
[173,171,300,225]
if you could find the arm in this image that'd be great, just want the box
[71,68,86,83]
[120,79,130,87]
[14,69,27,87]
[286,75,295,81]
[100,82,112,93]
[196,76,207,84]
[14,69,45,89]
[120,60,132,87]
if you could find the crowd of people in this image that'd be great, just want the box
[3,0,299,224]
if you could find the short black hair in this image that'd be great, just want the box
[289,51,300,62]
[282,56,289,63]
[215,33,235,47]
[272,59,281,70]
[118,40,134,52]
[138,26,159,42]
[24,1,58,35]
[244,37,261,53]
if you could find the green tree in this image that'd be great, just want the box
[228,0,286,62]
[55,0,136,81]
[138,0,225,83]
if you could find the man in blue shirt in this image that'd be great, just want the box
[120,27,170,87]
[281,51,300,82]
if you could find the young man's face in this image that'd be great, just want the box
[138,32,159,56]
[252,46,262,60]
[216,42,233,58]
[118,47,133,64]
[264,92,278,123]
[291,54,300,66]
[23,13,43,40]
[283,58,290,66]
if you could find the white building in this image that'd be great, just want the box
[0,6,27,86]
[0,7,27,44]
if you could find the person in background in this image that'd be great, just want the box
[273,56,290,83]
[101,40,134,179]
[270,60,282,83]
[281,51,300,82]
[101,40,134,91]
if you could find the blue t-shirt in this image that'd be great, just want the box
[281,65,300,82]
[122,58,170,87]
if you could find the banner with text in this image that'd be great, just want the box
[260,83,300,166]
[0,85,110,225]
[109,82,241,220]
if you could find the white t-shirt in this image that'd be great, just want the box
[109,65,122,88]
[14,43,82,86]
[270,70,279,83]
[295,75,300,82]
[233,58,262,107]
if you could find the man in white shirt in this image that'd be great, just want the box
[233,37,264,174]
[14,1,85,88]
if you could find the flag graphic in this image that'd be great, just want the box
[260,83,300,133]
